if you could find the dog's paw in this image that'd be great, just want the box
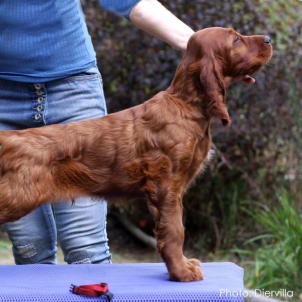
[169,257,204,282]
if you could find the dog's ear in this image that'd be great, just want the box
[178,30,231,127]
[198,55,231,127]
[169,29,231,126]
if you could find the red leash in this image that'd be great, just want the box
[70,283,113,300]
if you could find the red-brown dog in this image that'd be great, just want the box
[0,28,272,281]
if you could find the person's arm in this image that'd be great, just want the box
[99,0,195,51]
[129,0,194,51]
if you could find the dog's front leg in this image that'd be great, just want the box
[145,180,204,282]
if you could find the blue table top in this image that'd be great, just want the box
[0,262,244,301]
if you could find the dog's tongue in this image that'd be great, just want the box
[242,75,255,84]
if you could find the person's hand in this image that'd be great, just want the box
[130,0,195,51]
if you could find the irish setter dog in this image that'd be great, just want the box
[0,28,272,281]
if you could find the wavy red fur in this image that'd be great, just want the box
[0,28,272,281]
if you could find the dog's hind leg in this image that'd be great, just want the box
[0,174,51,224]
[0,176,35,224]
[0,167,59,224]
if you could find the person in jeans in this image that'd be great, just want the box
[0,0,194,265]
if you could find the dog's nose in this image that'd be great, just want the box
[264,36,271,44]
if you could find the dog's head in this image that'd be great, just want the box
[170,27,273,126]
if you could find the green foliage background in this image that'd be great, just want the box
[81,0,302,251]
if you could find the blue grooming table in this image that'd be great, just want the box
[0,262,244,301]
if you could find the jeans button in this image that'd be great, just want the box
[36,90,43,95]
[34,113,42,120]
[37,97,43,103]
[36,105,43,112]
[34,84,41,90]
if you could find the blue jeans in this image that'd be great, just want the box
[0,67,112,264]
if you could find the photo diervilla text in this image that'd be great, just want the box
[220,289,294,298]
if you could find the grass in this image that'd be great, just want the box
[237,190,302,300]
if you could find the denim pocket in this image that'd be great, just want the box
[44,67,107,125]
